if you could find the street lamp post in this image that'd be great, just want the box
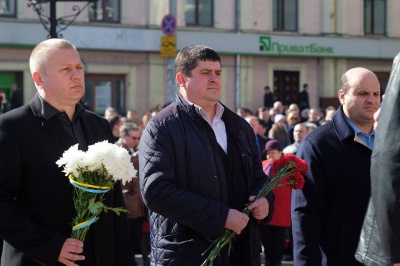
[27,0,98,38]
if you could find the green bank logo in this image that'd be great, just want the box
[259,36,334,55]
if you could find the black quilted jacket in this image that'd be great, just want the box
[139,93,274,265]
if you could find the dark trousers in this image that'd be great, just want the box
[260,225,287,266]
[128,217,150,266]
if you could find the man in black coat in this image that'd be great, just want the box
[356,52,400,265]
[139,45,274,265]
[263,86,274,108]
[292,67,381,265]
[298,83,310,110]
[0,39,133,266]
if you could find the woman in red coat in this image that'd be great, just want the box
[260,139,292,266]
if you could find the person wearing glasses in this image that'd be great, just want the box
[117,122,141,153]
[117,122,149,266]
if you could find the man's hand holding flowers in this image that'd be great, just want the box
[247,196,269,220]
[202,153,307,266]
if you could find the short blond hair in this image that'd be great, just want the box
[29,38,77,74]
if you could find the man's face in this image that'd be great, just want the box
[293,124,307,143]
[37,48,84,110]
[259,110,270,121]
[308,110,319,122]
[122,130,141,149]
[247,119,259,135]
[179,60,222,108]
[339,72,380,128]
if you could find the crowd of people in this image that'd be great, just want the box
[1,38,399,266]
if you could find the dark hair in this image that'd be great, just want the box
[119,122,139,136]
[107,114,121,129]
[258,119,267,128]
[174,45,221,78]
[340,73,350,93]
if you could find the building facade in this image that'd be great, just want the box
[0,0,398,116]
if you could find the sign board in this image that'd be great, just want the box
[161,14,176,36]
[160,36,176,57]
[176,31,400,60]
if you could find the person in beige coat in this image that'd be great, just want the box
[117,122,149,266]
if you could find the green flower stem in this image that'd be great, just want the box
[70,167,119,242]
[201,163,295,265]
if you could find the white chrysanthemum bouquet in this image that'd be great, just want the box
[56,141,137,241]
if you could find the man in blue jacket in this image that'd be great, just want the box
[139,45,274,265]
[291,67,381,265]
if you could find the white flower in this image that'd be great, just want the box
[56,141,137,185]
[56,144,85,177]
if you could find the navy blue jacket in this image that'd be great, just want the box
[292,106,372,265]
[139,93,274,265]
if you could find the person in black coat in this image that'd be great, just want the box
[8,83,23,110]
[355,52,400,265]
[298,83,310,110]
[0,38,133,266]
[263,86,274,108]
[292,67,381,265]
[139,45,274,266]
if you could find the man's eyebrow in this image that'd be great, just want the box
[200,68,222,72]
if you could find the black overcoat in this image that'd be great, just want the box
[0,94,133,266]
[292,106,372,265]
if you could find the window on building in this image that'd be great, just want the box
[89,0,120,23]
[273,0,297,31]
[185,0,213,26]
[85,74,125,115]
[0,0,16,17]
[364,0,386,35]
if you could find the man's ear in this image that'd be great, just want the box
[176,72,186,88]
[32,71,44,87]
[338,89,345,105]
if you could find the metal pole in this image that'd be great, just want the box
[166,0,177,103]
[49,0,57,38]
[235,0,241,110]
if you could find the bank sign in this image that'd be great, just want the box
[259,36,334,56]
[177,31,400,60]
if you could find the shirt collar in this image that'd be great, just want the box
[344,116,375,149]
[38,94,85,121]
[183,98,224,123]
[344,116,375,137]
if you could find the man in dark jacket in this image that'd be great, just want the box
[0,38,133,266]
[139,45,274,266]
[355,53,400,265]
[291,67,380,265]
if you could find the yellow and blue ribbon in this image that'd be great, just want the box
[68,175,111,194]
[72,216,97,231]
